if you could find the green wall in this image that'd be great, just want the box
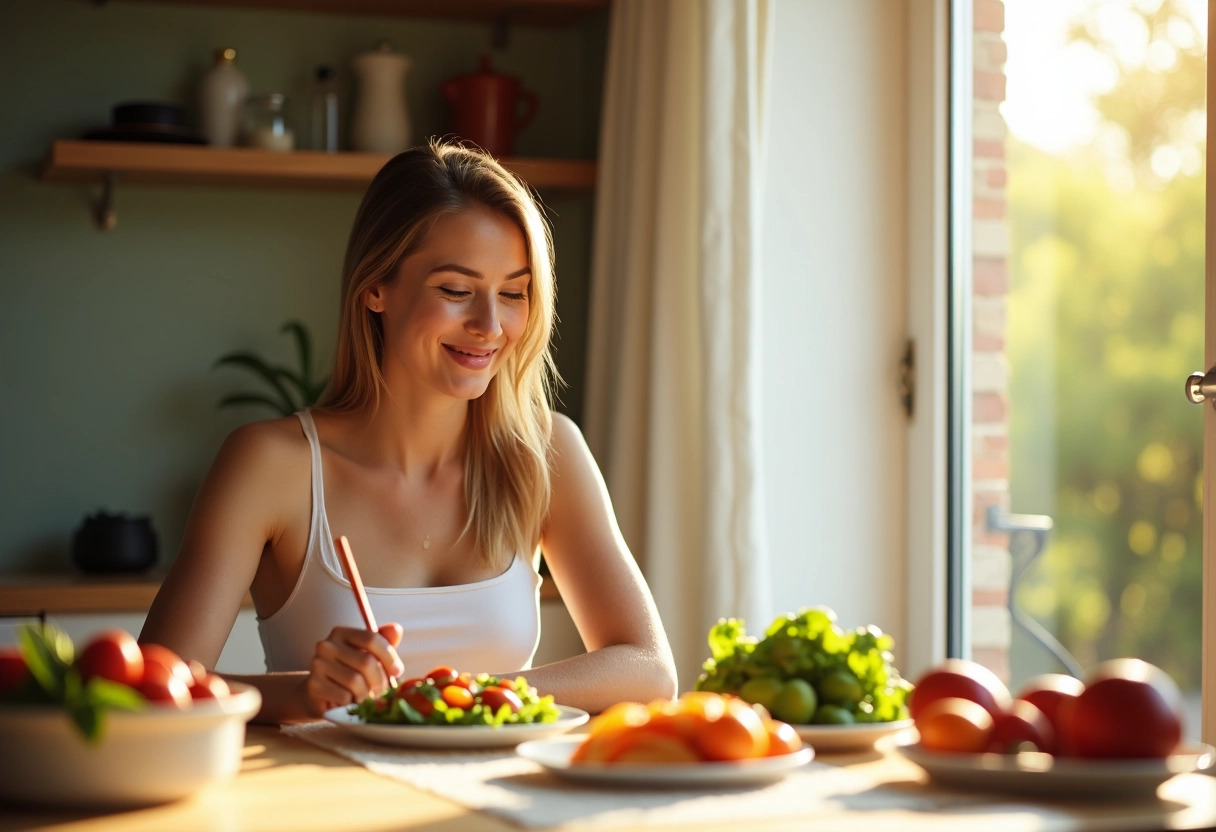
[0,0,605,572]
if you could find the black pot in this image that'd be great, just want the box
[71,512,158,574]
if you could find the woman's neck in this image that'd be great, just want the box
[338,396,470,480]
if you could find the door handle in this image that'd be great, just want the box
[1185,368,1216,406]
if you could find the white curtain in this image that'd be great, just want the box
[583,0,774,690]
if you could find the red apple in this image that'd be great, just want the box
[1062,659,1182,759]
[909,659,1012,721]
[987,699,1055,754]
[1015,673,1084,755]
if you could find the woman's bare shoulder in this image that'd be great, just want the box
[211,415,310,480]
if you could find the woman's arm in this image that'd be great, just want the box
[139,420,402,723]
[522,414,678,713]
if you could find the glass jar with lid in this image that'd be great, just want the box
[243,93,295,151]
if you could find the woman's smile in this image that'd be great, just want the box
[443,343,497,370]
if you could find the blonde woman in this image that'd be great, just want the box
[141,142,677,723]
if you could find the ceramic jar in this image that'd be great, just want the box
[350,41,411,154]
[441,54,538,157]
[198,47,249,148]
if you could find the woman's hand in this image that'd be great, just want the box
[303,623,404,717]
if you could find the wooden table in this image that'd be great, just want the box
[3,726,1215,832]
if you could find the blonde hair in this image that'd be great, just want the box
[318,141,558,567]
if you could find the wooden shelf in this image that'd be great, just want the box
[115,0,610,26]
[41,140,596,191]
[0,572,560,616]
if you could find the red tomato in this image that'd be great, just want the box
[441,684,475,709]
[914,696,994,752]
[478,685,523,714]
[1063,659,1182,759]
[136,663,192,708]
[188,672,231,700]
[0,647,29,697]
[1015,673,1084,754]
[76,628,144,687]
[425,665,458,687]
[909,659,1012,721]
[399,683,435,717]
[139,643,193,687]
[987,699,1055,754]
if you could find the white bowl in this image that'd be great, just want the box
[0,682,261,809]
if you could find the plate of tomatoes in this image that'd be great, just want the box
[517,692,814,787]
[326,665,589,749]
[898,657,1214,797]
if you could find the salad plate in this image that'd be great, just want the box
[516,736,814,787]
[896,740,1216,798]
[794,719,914,753]
[324,704,589,749]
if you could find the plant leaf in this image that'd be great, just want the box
[19,623,72,699]
[86,678,146,712]
[218,392,294,416]
[213,352,297,413]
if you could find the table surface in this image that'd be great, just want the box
[3,725,1216,832]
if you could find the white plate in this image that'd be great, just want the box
[897,741,1216,798]
[794,719,914,752]
[516,736,815,787]
[324,704,590,749]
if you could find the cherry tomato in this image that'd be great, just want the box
[425,665,458,687]
[76,628,144,687]
[0,647,29,697]
[139,643,193,687]
[399,683,435,717]
[478,685,523,714]
[188,672,231,700]
[441,684,475,709]
[909,659,1011,721]
[1063,659,1182,759]
[136,662,191,708]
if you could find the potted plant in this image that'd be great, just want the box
[213,321,328,416]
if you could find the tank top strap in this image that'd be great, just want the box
[294,410,340,576]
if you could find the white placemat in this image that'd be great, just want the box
[282,722,985,829]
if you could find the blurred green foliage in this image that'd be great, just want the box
[1007,1,1204,687]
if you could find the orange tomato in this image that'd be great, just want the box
[915,696,994,752]
[572,692,795,765]
[763,719,804,757]
[440,684,474,709]
[609,729,700,763]
[586,701,650,737]
[693,696,769,761]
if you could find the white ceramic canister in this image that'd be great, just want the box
[350,41,411,154]
[198,47,249,148]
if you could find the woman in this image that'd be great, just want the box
[140,141,677,723]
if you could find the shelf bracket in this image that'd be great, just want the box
[94,172,117,231]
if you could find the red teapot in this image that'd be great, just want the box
[441,55,538,158]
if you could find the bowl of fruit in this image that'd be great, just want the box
[0,623,261,809]
[693,607,914,752]
[897,657,1215,797]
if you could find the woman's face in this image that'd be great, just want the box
[366,205,531,404]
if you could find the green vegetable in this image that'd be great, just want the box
[694,607,912,724]
[6,623,145,743]
[348,674,560,727]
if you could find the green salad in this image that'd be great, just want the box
[694,607,912,725]
[348,666,560,727]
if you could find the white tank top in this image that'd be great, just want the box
[255,411,542,677]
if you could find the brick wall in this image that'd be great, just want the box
[969,0,1012,680]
